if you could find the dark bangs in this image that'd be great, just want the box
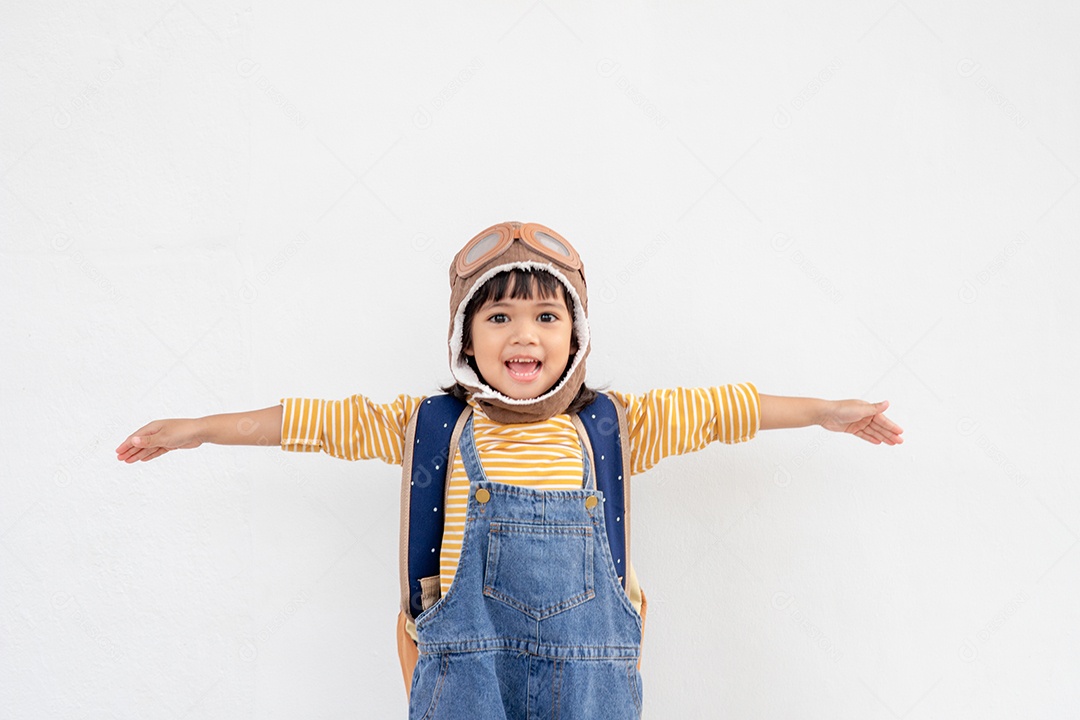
[465,268,568,312]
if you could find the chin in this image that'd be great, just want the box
[502,381,560,401]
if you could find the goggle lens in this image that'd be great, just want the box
[464,232,503,265]
[532,231,572,258]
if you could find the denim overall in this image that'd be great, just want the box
[408,417,644,719]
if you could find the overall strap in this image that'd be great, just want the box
[399,394,469,620]
[576,392,633,588]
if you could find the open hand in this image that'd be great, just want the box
[820,400,904,445]
[115,419,203,463]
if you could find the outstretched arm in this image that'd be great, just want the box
[759,394,903,446]
[115,404,284,463]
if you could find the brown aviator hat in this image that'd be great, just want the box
[448,221,591,424]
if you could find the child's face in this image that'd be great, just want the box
[464,291,575,401]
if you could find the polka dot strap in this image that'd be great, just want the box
[576,393,631,589]
[402,394,468,620]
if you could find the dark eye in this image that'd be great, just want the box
[487,313,509,323]
[539,312,558,322]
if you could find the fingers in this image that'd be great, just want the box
[856,430,882,445]
[118,446,150,463]
[115,441,143,462]
[850,402,903,446]
[118,445,169,463]
[870,413,904,444]
[115,442,140,462]
[116,432,165,463]
[859,416,903,445]
[116,424,164,461]
[876,415,904,436]
[114,437,141,457]
[860,426,890,444]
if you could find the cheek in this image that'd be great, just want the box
[465,319,485,353]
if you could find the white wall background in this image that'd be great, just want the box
[2,0,1077,717]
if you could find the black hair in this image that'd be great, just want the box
[441,268,601,414]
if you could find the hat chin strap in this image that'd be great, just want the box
[449,261,590,423]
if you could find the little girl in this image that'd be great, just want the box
[116,221,903,719]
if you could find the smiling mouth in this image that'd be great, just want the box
[505,359,542,381]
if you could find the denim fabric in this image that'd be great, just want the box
[409,417,644,719]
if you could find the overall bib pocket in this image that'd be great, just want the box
[483,521,595,619]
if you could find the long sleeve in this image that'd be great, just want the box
[607,382,759,475]
[278,394,426,465]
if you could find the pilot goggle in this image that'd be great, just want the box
[455,222,582,278]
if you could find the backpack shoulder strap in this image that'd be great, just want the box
[575,392,634,588]
[399,394,469,620]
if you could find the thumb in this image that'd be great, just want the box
[131,430,160,448]
[861,400,888,419]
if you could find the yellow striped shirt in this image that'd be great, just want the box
[279,384,759,595]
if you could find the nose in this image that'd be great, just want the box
[510,319,539,345]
